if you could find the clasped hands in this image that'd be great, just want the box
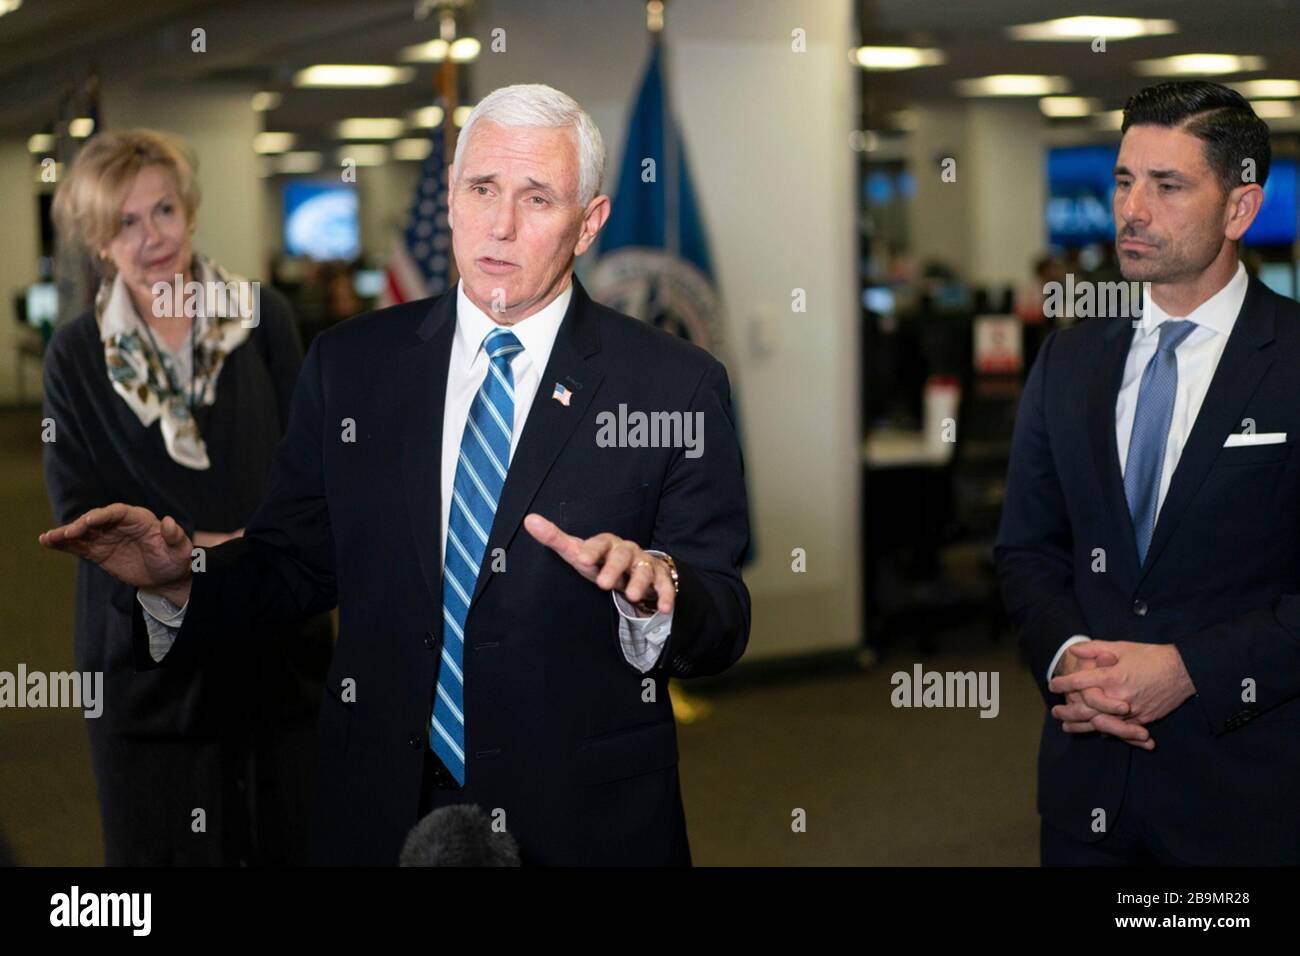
[1047,640,1197,750]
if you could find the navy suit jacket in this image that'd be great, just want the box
[134,277,752,865]
[995,274,1300,864]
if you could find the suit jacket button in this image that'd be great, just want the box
[408,732,424,749]
[424,632,436,649]
[1132,599,1148,616]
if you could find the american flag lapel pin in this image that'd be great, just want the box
[551,382,572,406]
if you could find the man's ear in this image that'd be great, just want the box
[574,194,611,257]
[1224,182,1265,242]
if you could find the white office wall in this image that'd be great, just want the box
[0,137,43,404]
[906,100,1048,286]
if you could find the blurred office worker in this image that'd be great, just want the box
[998,81,1300,864]
[44,129,332,864]
[40,87,751,865]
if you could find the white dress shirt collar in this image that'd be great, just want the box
[1139,260,1248,341]
[452,278,574,373]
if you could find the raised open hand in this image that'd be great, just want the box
[39,503,193,598]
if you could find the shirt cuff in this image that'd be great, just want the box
[612,550,674,673]
[1047,634,1091,684]
[137,590,189,663]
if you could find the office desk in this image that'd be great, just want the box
[864,427,955,469]
[862,429,953,653]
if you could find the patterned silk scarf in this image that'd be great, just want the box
[96,253,255,470]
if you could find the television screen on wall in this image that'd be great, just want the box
[283,181,360,261]
[1046,145,1118,248]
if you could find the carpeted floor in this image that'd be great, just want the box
[676,641,1041,865]
[0,406,1042,866]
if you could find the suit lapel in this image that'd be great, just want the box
[398,290,457,612]
[1087,313,1140,581]
[1136,278,1277,585]
[467,278,605,615]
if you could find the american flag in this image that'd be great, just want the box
[380,120,452,306]
[551,383,572,406]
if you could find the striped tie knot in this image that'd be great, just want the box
[483,327,523,362]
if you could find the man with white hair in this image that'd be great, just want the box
[40,84,751,866]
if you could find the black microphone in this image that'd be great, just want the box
[399,804,521,866]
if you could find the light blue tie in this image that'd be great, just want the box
[1124,319,1196,566]
[431,327,522,784]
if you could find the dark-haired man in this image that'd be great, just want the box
[997,80,1300,864]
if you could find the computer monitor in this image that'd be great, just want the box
[863,286,895,316]
[932,282,972,313]
[25,283,57,326]
[353,269,385,298]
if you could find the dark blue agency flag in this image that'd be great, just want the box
[590,36,754,565]
[599,40,713,279]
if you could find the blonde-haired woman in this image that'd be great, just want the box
[45,128,332,865]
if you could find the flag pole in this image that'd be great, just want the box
[435,6,461,287]
[649,1,679,260]
[645,0,712,723]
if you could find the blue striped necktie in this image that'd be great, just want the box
[431,326,523,784]
[1124,319,1196,566]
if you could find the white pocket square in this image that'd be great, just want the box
[1223,432,1287,447]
